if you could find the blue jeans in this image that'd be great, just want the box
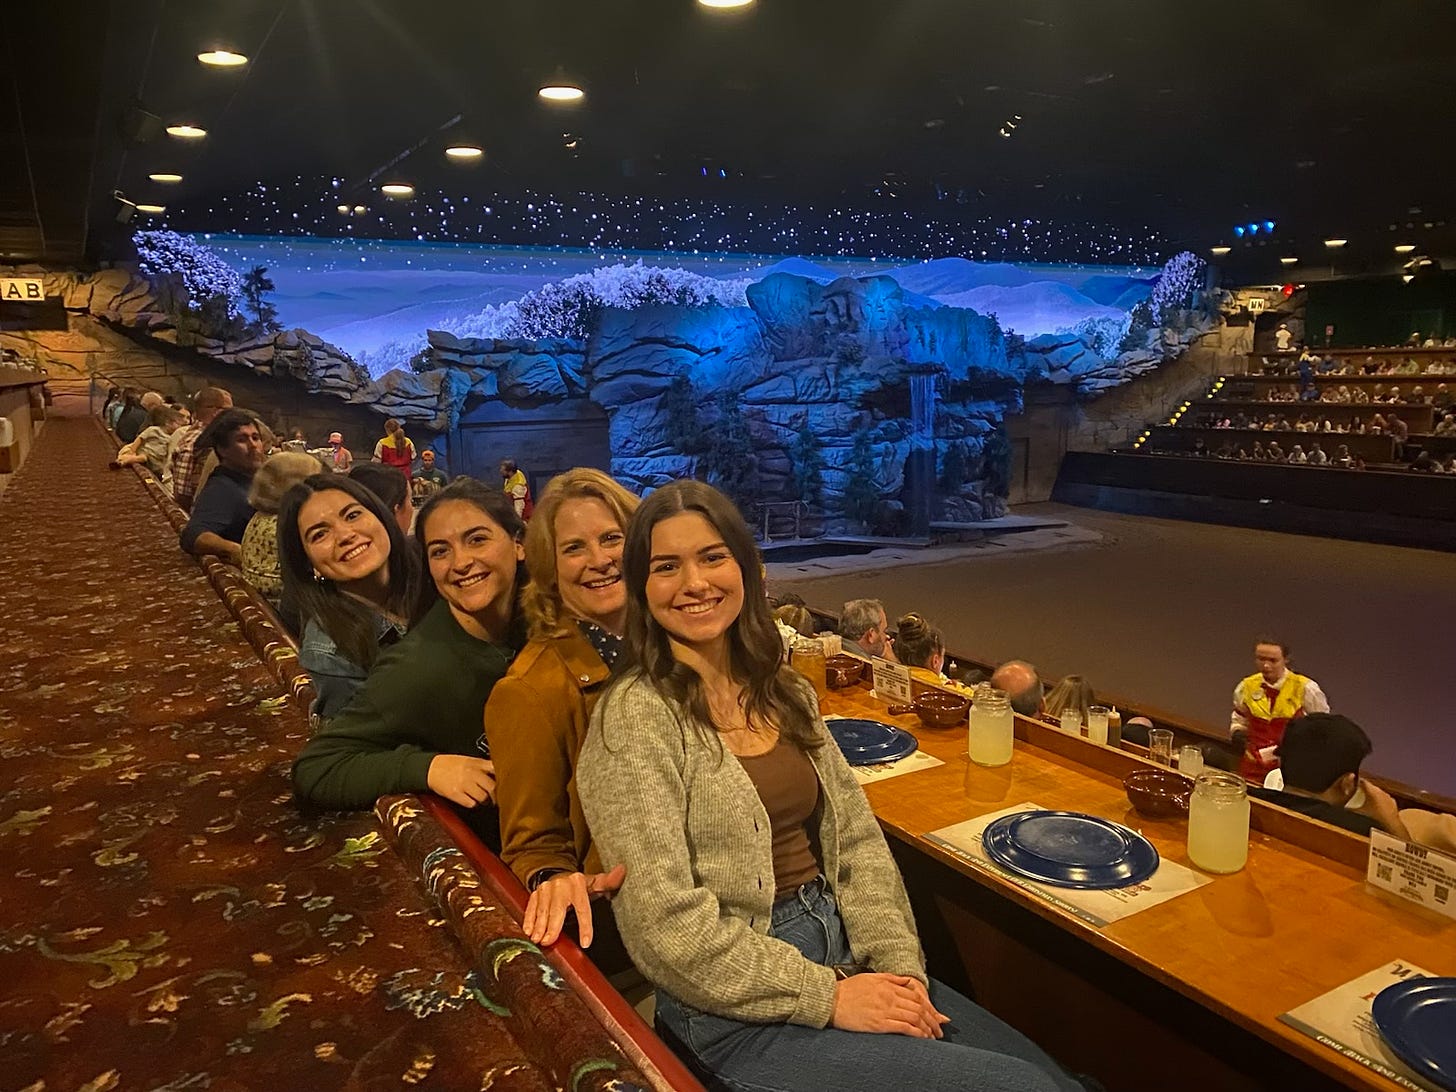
[654,878,1084,1092]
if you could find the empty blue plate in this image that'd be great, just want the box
[982,810,1160,889]
[1373,977,1456,1092]
[827,718,918,766]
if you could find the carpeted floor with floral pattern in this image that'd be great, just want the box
[0,417,562,1090]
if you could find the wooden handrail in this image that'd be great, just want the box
[420,797,706,1092]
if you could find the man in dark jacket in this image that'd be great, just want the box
[180,408,265,565]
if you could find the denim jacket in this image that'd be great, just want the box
[299,613,404,726]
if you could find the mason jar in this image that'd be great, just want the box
[1187,772,1250,874]
[969,685,1014,767]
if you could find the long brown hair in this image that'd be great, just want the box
[612,479,822,752]
[521,468,639,640]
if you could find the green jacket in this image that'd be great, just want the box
[291,599,515,809]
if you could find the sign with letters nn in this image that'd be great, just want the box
[1,278,46,302]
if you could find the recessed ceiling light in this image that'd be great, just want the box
[380,183,415,198]
[698,0,755,7]
[136,204,166,214]
[165,124,207,139]
[336,204,350,214]
[197,50,248,67]
[148,173,183,183]
[352,204,366,214]
[1280,256,1298,265]
[445,144,484,159]
[538,83,585,103]
[1209,246,1231,256]
[1323,238,1347,248]
[1394,244,1416,253]
[1402,274,1414,284]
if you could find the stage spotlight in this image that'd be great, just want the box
[197,50,248,67]
[336,204,350,214]
[1247,223,1259,235]
[538,74,585,103]
[1233,226,1245,237]
[352,204,367,214]
[1323,238,1347,248]
[1263,220,1275,232]
[165,124,207,139]
[1402,274,1414,283]
[445,144,484,159]
[1394,244,1416,253]
[380,183,415,198]
[1210,246,1231,256]
[148,173,183,183]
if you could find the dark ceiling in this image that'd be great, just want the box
[7,0,1455,270]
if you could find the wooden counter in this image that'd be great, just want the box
[823,684,1456,1091]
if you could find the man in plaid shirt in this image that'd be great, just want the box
[169,386,233,511]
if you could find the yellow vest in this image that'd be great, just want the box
[1237,672,1307,722]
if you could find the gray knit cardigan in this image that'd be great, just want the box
[576,672,927,1028]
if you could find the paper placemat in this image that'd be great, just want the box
[850,748,945,784]
[926,802,1211,928]
[1278,960,1443,1091]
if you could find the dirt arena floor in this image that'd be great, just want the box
[769,504,1456,798]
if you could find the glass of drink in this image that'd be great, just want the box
[1147,728,1174,766]
[1179,744,1205,778]
[1187,772,1250,873]
[1059,708,1082,736]
[789,638,827,705]
[968,685,1014,767]
[1086,706,1110,744]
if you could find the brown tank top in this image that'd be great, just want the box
[739,740,822,897]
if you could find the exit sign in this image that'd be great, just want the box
[1,278,45,302]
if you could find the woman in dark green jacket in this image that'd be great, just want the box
[291,478,525,820]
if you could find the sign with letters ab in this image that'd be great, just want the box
[1,278,46,302]
[1367,829,1456,921]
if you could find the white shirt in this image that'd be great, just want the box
[1230,669,1329,734]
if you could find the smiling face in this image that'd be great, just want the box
[553,496,627,632]
[297,488,391,586]
[645,511,745,657]
[423,499,524,639]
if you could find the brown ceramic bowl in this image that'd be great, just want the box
[910,690,971,730]
[825,654,867,689]
[1123,768,1194,818]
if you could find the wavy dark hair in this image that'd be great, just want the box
[413,477,528,634]
[277,473,420,669]
[613,479,822,753]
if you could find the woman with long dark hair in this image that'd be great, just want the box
[577,480,1083,1092]
[484,468,637,950]
[291,478,526,820]
[278,473,420,722]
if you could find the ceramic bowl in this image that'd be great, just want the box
[1123,768,1194,818]
[825,655,867,689]
[910,690,971,729]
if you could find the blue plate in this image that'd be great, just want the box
[827,718,918,766]
[1373,977,1456,1092]
[982,810,1160,889]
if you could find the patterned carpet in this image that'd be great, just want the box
[0,417,572,1090]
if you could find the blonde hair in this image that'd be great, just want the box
[1042,675,1095,722]
[521,468,640,639]
[248,451,325,513]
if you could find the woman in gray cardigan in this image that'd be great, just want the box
[577,481,1084,1092]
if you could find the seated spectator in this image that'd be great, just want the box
[837,598,897,661]
[1251,441,1268,461]
[892,612,948,686]
[1214,442,1235,459]
[1409,452,1442,473]
[774,603,816,637]
[113,404,186,480]
[1434,383,1451,409]
[1248,714,1407,838]
[1235,446,1251,460]
[990,659,1044,717]
[1386,386,1403,404]
[1120,716,1154,748]
[1043,675,1094,727]
[349,462,412,534]
[1332,385,1351,403]
[292,479,527,827]
[180,409,266,565]
[101,387,122,430]
[1410,385,1427,404]
[1274,416,1292,431]
[1351,387,1370,404]
[412,448,449,500]
[240,451,324,606]
[484,468,638,950]
[1388,413,1409,455]
[1265,441,1285,462]
[1190,438,1209,457]
[170,386,234,511]
[1231,412,1250,429]
[1321,418,1336,432]
[1288,444,1307,464]
[279,474,421,723]
[576,480,1085,1092]
[1293,414,1313,433]
[1368,413,1387,434]
[1434,413,1456,437]
[1307,441,1329,466]
[113,390,149,443]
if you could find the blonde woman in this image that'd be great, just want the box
[484,468,638,949]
